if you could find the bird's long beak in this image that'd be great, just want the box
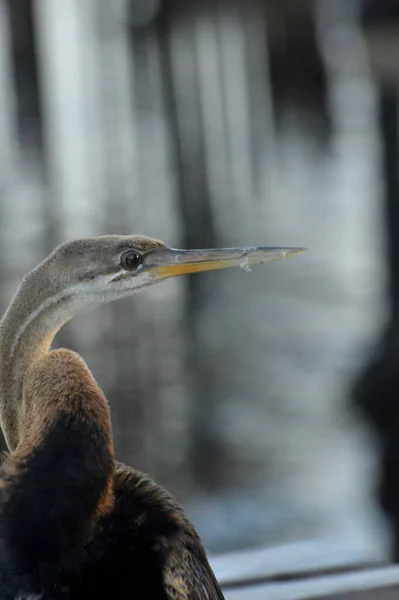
[142,246,305,279]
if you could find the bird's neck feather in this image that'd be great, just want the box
[0,269,96,450]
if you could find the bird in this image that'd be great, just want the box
[0,235,303,599]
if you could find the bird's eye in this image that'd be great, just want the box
[120,250,143,271]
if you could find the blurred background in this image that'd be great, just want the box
[1,0,399,563]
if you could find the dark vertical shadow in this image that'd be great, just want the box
[353,86,399,561]
[155,0,226,491]
[6,0,61,252]
[267,0,327,124]
[6,0,43,154]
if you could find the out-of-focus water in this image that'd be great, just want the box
[0,0,390,560]
[188,70,388,557]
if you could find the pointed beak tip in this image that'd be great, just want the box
[290,247,306,256]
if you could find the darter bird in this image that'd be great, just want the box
[0,235,303,599]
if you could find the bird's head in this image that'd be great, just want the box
[3,234,304,361]
[40,234,304,303]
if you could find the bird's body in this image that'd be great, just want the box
[0,457,220,600]
[0,235,302,599]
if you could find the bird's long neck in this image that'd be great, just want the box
[0,266,89,450]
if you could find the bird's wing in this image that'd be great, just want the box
[163,539,225,600]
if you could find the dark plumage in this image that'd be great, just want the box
[0,462,223,599]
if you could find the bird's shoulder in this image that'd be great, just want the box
[113,462,192,525]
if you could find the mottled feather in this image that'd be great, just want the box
[163,541,225,600]
[113,464,225,600]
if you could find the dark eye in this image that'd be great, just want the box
[120,250,142,271]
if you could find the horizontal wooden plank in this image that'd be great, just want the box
[210,538,384,588]
[325,591,399,600]
[222,565,399,600]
